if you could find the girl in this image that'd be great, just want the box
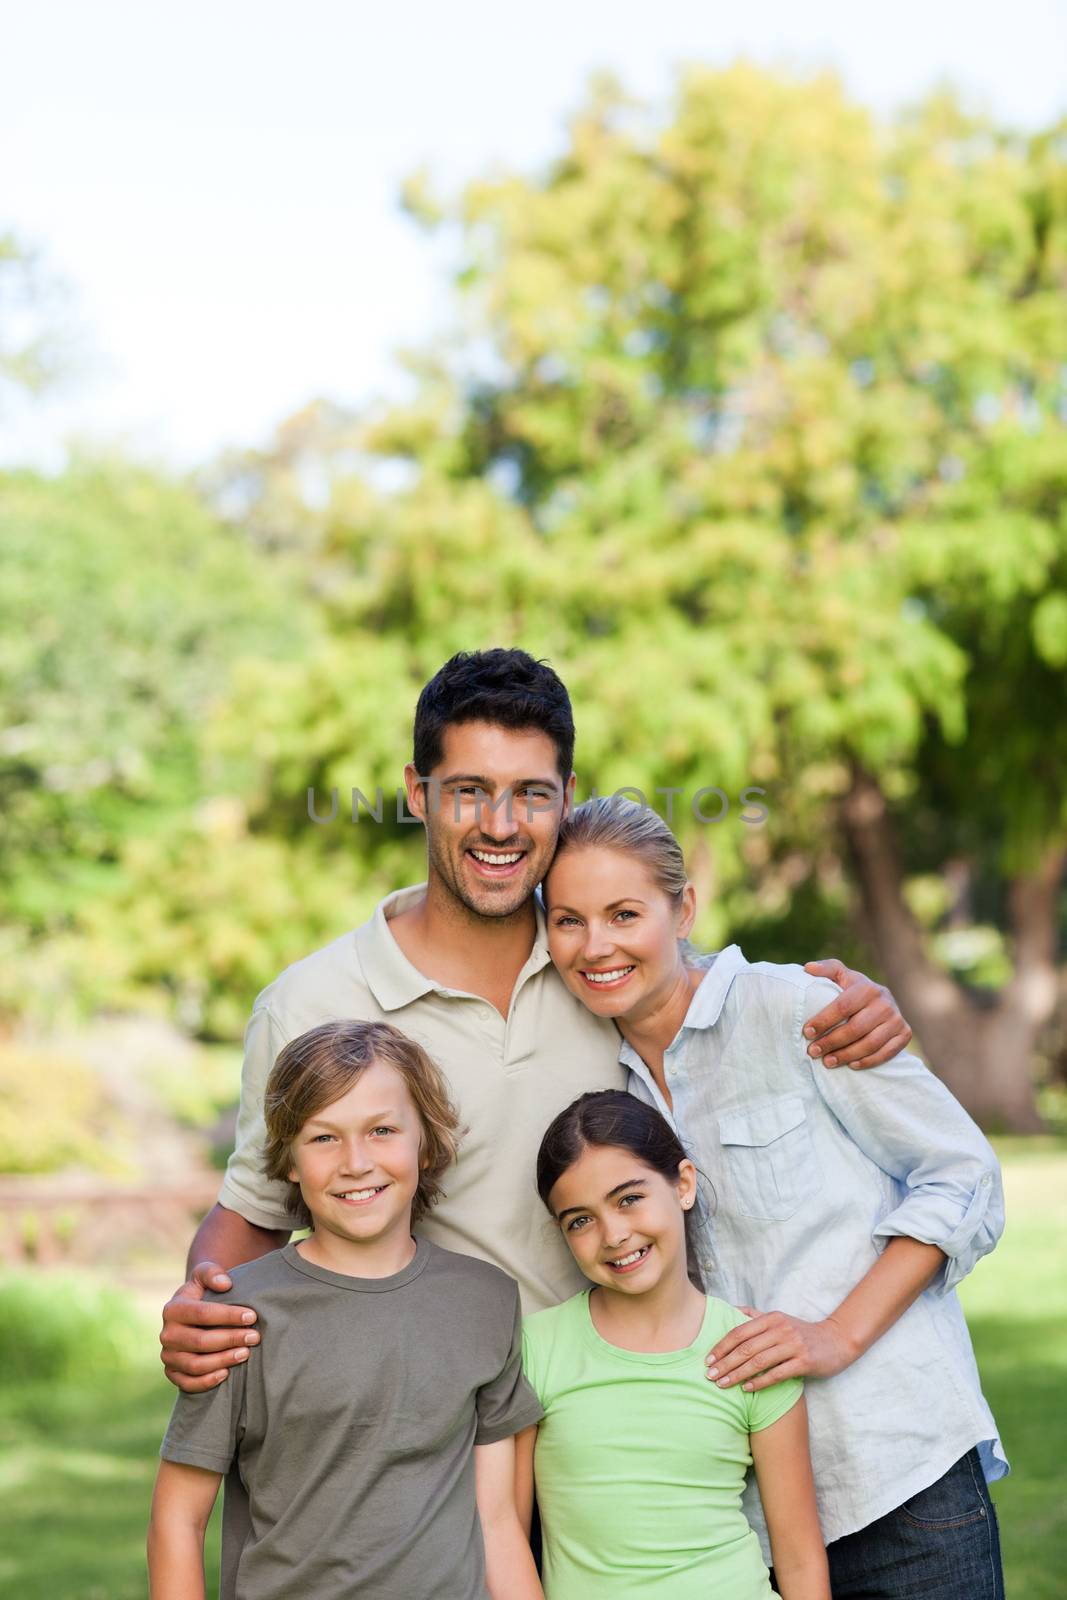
[541,798,1006,1600]
[518,1090,829,1600]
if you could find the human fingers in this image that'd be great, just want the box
[161,1356,244,1395]
[706,1313,777,1369]
[805,995,885,1058]
[821,1018,898,1068]
[712,1336,800,1388]
[740,1360,805,1392]
[707,1323,793,1383]
[832,1028,914,1071]
[163,1295,257,1330]
[190,1260,234,1294]
[160,1321,260,1357]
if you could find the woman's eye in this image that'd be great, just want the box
[553,915,579,928]
[614,909,637,922]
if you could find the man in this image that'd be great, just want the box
[161,648,911,1390]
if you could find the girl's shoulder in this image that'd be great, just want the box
[523,1289,587,1342]
[702,1294,756,1341]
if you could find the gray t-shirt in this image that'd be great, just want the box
[161,1239,543,1600]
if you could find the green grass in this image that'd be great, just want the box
[959,1138,1067,1600]
[0,1141,1062,1598]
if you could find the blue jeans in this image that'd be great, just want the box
[823,1448,1004,1599]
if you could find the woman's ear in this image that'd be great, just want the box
[677,883,697,941]
[677,1157,698,1211]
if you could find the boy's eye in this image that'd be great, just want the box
[311,1133,336,1143]
[371,1126,395,1137]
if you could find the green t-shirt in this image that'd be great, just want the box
[522,1291,802,1600]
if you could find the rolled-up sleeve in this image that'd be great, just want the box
[217,1002,297,1231]
[800,979,1005,1294]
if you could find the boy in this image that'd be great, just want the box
[147,1020,545,1600]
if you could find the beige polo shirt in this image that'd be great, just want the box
[219,885,625,1312]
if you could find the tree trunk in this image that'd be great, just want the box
[840,768,1063,1132]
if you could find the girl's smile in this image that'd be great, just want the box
[547,1142,698,1305]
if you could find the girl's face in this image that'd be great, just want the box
[548,1142,697,1297]
[545,846,695,1022]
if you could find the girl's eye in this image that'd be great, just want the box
[619,1192,641,1208]
[566,1214,591,1232]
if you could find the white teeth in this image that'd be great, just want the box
[610,1247,648,1268]
[471,850,523,865]
[583,967,635,984]
[335,1187,384,1201]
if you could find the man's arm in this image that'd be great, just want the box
[802,958,911,1069]
[159,1203,288,1393]
[147,1458,222,1600]
[475,1436,544,1600]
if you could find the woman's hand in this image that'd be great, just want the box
[705,1308,859,1391]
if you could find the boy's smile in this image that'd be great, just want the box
[289,1060,425,1276]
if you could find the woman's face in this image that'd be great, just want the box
[545,846,695,1023]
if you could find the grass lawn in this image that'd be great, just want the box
[0,1139,1063,1599]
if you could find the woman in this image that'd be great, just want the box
[541,798,1006,1600]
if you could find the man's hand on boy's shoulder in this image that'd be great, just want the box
[801,958,912,1071]
[160,1261,261,1393]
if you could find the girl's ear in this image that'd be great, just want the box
[676,1157,698,1211]
[677,883,697,941]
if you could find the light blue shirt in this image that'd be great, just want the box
[620,945,1008,1550]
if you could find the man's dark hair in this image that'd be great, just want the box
[413,649,575,780]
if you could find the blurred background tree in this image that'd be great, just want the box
[4,69,1066,1132]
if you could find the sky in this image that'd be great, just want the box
[4,0,1066,469]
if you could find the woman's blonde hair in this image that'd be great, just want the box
[550,797,689,902]
[262,1020,461,1228]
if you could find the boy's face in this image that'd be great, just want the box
[288,1060,424,1257]
[405,720,574,921]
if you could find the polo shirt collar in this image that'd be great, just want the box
[355,883,552,1012]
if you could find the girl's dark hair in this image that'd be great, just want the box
[536,1090,705,1291]
[413,648,575,781]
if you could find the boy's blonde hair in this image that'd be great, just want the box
[263,1020,461,1228]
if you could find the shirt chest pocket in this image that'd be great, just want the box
[716,1094,822,1222]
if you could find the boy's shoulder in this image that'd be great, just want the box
[422,1242,521,1307]
[205,1247,297,1308]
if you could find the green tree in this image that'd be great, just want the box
[211,69,1066,1126]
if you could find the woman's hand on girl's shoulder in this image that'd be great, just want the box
[704,1307,859,1392]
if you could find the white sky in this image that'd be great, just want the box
[4,0,1066,469]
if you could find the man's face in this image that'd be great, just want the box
[405,721,573,920]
